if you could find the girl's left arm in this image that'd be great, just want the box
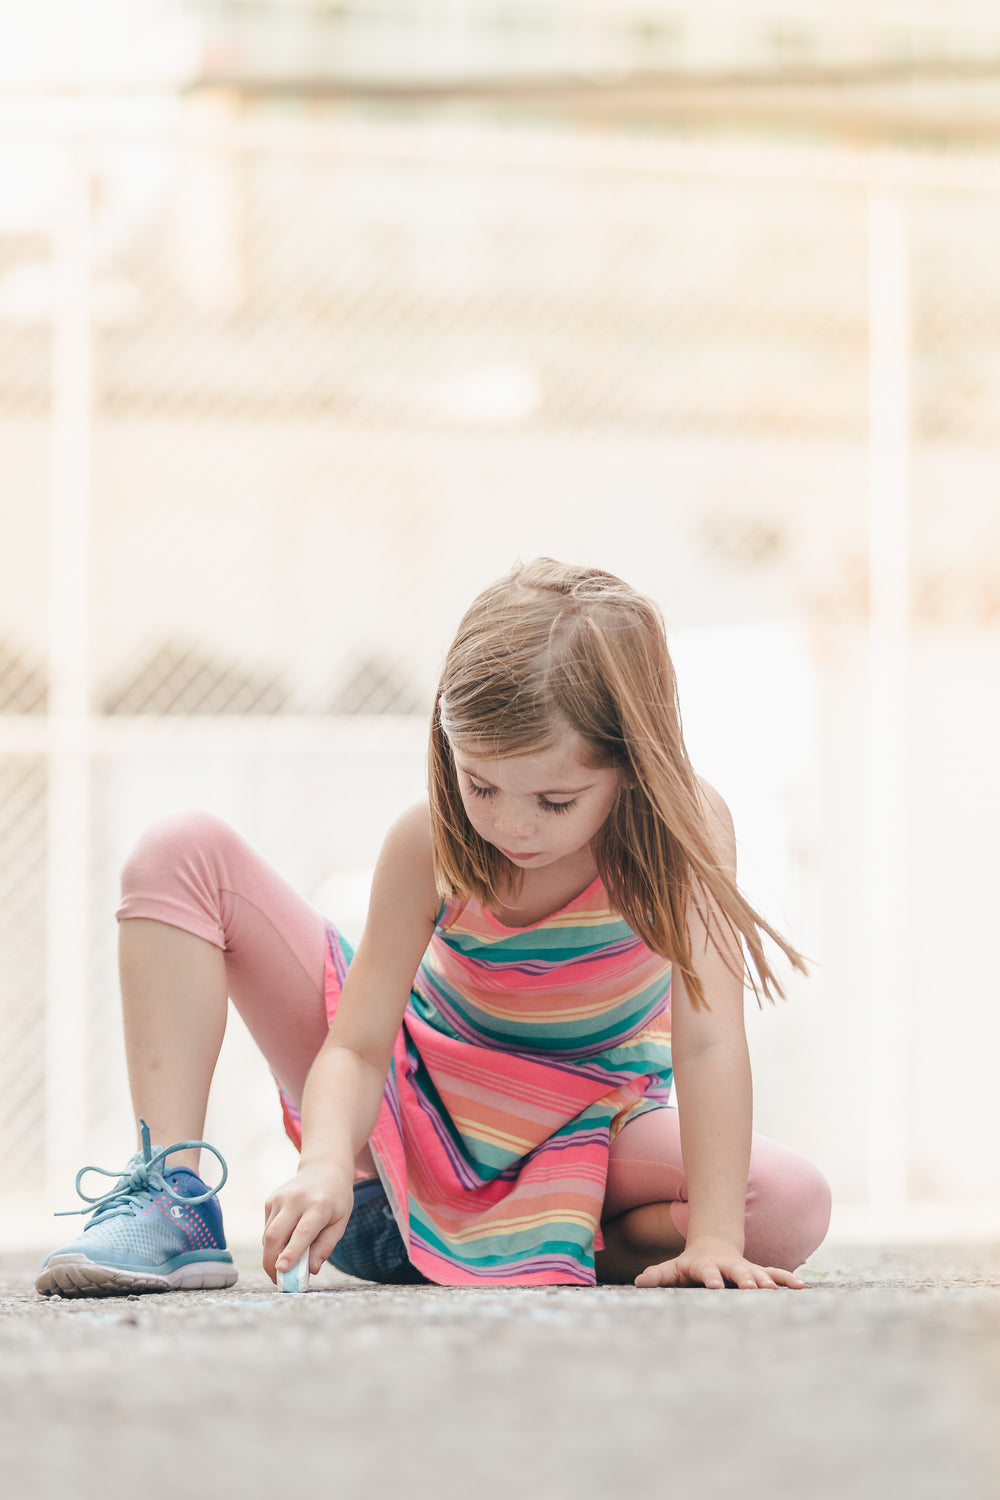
[635,782,806,1291]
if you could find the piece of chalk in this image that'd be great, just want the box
[279,1251,311,1294]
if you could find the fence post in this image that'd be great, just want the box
[865,181,911,1216]
[45,138,94,1199]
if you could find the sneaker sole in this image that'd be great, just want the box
[35,1254,239,1298]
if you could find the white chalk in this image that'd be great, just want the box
[279,1251,311,1293]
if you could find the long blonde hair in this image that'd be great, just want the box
[428,558,806,1008]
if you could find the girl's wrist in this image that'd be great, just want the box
[684,1229,745,1256]
[297,1142,355,1177]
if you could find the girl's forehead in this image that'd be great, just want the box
[451,731,596,781]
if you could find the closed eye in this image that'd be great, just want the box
[465,779,576,815]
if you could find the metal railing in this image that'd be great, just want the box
[2,109,998,1226]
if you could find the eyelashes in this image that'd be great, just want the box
[465,781,577,816]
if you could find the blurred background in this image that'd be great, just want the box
[1,0,999,1244]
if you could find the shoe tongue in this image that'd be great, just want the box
[121,1141,211,1196]
[124,1145,192,1189]
[164,1165,209,1199]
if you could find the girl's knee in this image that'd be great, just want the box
[119,809,238,899]
[745,1146,832,1271]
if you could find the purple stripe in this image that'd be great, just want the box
[444,933,644,966]
[410,973,498,1047]
[411,974,670,1066]
[526,1126,613,1154]
[381,1041,488,1189]
[324,920,349,988]
[408,1081,485,1190]
[410,1236,595,1283]
[444,947,645,979]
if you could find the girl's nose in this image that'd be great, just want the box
[495,804,534,838]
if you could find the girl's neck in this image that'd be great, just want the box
[488,848,599,928]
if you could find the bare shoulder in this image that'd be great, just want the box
[694,776,736,869]
[695,776,734,832]
[384,797,434,857]
[370,798,439,922]
[332,799,439,1043]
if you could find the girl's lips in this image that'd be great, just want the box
[500,848,540,860]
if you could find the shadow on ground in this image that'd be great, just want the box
[2,1241,998,1500]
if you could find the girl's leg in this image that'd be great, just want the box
[596,1107,832,1282]
[116,809,331,1174]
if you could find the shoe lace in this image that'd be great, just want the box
[55,1118,228,1222]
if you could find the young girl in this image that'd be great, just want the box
[37,559,830,1297]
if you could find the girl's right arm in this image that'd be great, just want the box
[261,800,440,1281]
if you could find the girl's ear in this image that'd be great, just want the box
[618,767,638,791]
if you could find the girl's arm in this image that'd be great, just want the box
[636,782,806,1291]
[261,800,439,1282]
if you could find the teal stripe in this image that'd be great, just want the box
[409,1211,594,1270]
[412,977,670,1054]
[443,926,637,962]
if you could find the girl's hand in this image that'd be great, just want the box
[634,1235,807,1291]
[262,1160,356,1283]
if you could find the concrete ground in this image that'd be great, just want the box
[1,1239,998,1500]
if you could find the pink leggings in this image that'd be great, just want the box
[117,809,832,1273]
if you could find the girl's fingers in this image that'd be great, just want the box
[712,1261,794,1289]
[264,1226,297,1280]
[767,1266,807,1289]
[274,1216,327,1274]
[310,1222,349,1272]
[635,1256,806,1291]
[261,1207,292,1268]
[264,1207,324,1279]
[265,1205,353,1280]
[634,1262,678,1288]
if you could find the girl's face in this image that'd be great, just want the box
[450,730,623,873]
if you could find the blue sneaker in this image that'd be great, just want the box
[35,1120,237,1298]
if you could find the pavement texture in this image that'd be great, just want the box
[2,1240,999,1500]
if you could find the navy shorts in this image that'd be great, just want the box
[328,1178,430,1285]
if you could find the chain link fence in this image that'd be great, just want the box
[2,109,999,1232]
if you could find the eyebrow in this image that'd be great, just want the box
[457,765,595,797]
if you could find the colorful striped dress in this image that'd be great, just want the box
[319,875,673,1287]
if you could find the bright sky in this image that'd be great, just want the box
[1,1,992,91]
[0,1,194,89]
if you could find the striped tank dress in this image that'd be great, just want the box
[332,875,673,1286]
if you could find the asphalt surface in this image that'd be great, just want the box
[2,1240,998,1500]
